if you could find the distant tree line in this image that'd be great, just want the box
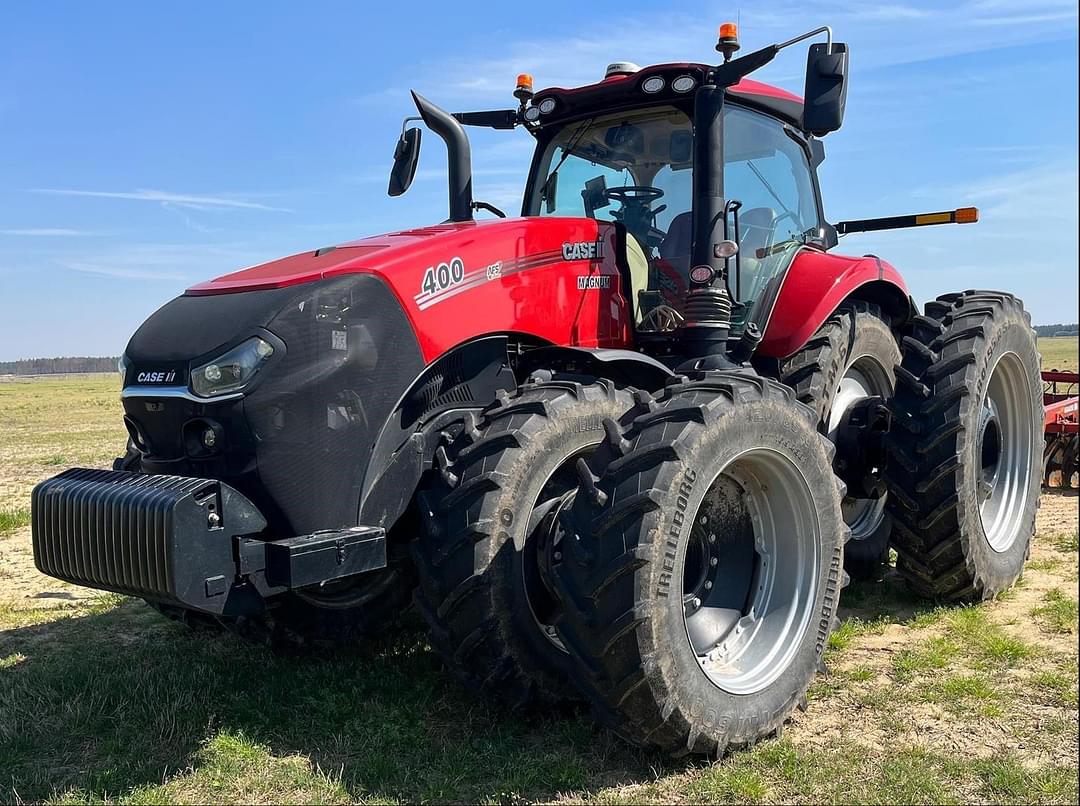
[1035,324,1079,337]
[0,356,120,375]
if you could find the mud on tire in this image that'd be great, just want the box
[415,378,635,707]
[885,291,1041,601]
[553,372,848,757]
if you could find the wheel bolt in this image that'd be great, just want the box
[708,533,716,543]
[704,581,713,590]
[553,551,562,561]
[692,597,701,609]
[710,557,718,567]
[699,516,708,526]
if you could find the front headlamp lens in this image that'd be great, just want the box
[191,337,275,398]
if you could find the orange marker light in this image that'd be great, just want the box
[718,22,739,40]
[516,73,534,93]
[955,206,979,224]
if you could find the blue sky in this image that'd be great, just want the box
[1,1,1077,361]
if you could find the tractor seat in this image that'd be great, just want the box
[659,211,693,272]
[660,208,778,281]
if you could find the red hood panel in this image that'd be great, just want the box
[187,216,634,362]
[187,220,506,295]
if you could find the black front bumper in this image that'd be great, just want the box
[31,468,386,616]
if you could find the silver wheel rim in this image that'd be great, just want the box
[682,447,821,695]
[827,359,892,541]
[979,351,1035,552]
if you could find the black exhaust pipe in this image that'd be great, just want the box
[411,91,474,223]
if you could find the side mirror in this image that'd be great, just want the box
[388,127,422,197]
[803,42,848,136]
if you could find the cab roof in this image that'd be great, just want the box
[532,63,804,132]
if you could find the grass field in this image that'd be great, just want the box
[0,374,1077,804]
[1040,336,1079,373]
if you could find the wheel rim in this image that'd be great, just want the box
[979,351,1035,552]
[682,447,821,695]
[827,358,892,541]
[523,450,591,652]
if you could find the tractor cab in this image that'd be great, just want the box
[391,22,852,367]
[522,80,827,334]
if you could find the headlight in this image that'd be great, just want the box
[191,336,275,398]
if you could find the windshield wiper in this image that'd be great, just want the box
[539,117,596,207]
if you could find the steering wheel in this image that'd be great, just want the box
[604,186,664,205]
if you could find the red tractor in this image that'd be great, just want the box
[31,23,1043,757]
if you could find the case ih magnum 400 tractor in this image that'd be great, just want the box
[32,24,1042,756]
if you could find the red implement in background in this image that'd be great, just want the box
[1043,369,1079,489]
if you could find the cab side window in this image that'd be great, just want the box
[723,105,821,257]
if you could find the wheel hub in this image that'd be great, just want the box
[828,361,893,542]
[681,449,820,695]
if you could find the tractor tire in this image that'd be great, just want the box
[885,291,1041,601]
[779,302,901,581]
[148,558,415,649]
[553,373,848,757]
[415,378,635,707]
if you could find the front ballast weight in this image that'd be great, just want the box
[32,468,387,616]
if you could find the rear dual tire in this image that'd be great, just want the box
[552,373,848,756]
[885,291,1041,601]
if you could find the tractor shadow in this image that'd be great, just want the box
[0,600,674,803]
[1,558,1020,802]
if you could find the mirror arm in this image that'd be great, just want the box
[776,25,833,54]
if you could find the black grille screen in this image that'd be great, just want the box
[246,274,423,535]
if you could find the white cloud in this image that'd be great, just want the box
[29,188,291,212]
[56,242,274,283]
[0,228,96,236]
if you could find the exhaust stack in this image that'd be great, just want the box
[411,91,474,223]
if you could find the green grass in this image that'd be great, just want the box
[1033,589,1080,635]
[0,507,30,536]
[1039,335,1079,373]
[1053,531,1080,553]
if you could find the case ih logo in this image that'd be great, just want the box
[562,240,605,261]
[136,370,176,384]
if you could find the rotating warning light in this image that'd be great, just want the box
[716,22,740,61]
[514,73,534,101]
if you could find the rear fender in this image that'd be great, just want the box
[757,250,912,359]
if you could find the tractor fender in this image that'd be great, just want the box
[358,335,517,530]
[757,250,913,359]
[516,345,674,392]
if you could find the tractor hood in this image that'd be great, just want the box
[184,216,629,362]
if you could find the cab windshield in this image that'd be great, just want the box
[527,102,822,331]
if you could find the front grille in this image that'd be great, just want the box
[32,468,266,613]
